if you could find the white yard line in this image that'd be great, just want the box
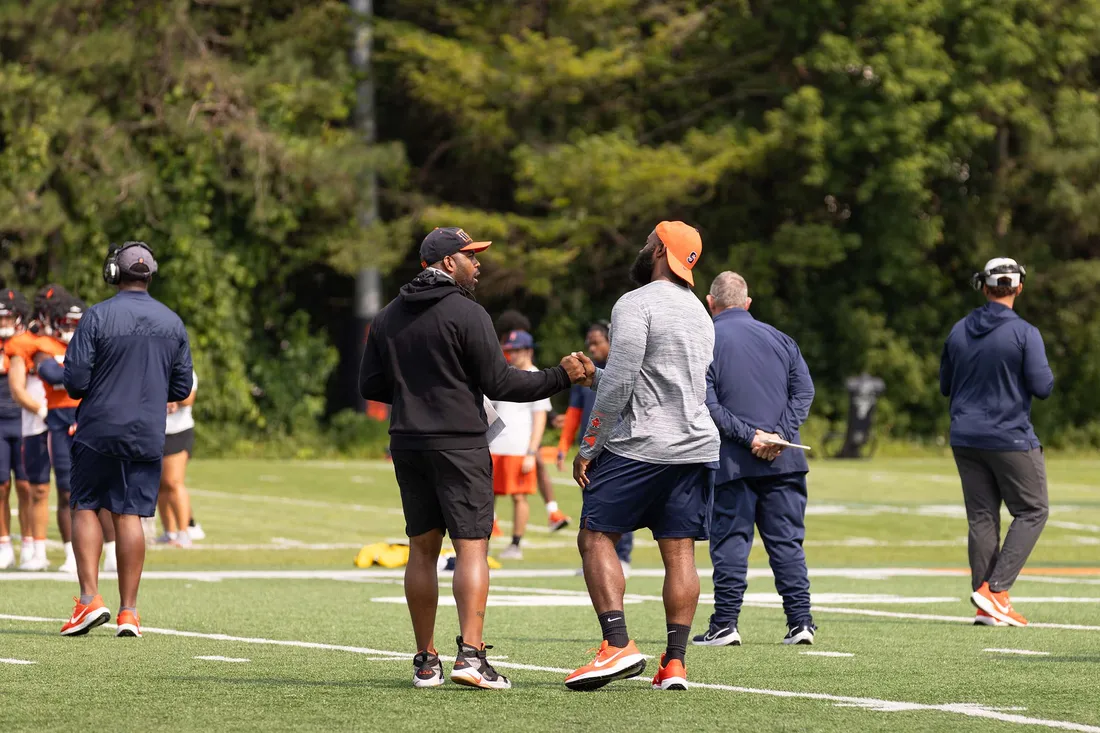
[801,651,854,658]
[984,649,1051,657]
[0,658,36,665]
[1,612,1096,732]
[194,656,250,662]
[187,488,406,517]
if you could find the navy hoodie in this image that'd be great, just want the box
[359,269,571,451]
[939,302,1053,451]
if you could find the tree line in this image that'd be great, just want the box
[4,1,1100,449]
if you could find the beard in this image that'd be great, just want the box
[629,246,655,286]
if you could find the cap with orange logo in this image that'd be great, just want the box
[419,227,492,269]
[655,221,702,287]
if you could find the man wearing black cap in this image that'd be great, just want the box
[60,242,193,638]
[359,227,592,690]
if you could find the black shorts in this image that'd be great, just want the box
[390,447,493,540]
[164,428,195,457]
[69,442,163,517]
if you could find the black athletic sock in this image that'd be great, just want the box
[665,624,691,663]
[598,610,629,648]
[511,535,522,547]
[188,517,196,528]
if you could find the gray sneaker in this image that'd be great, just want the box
[450,637,511,690]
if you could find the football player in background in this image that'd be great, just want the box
[0,290,33,569]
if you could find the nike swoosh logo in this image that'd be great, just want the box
[68,614,82,624]
[592,649,626,668]
[607,617,621,622]
[704,628,728,641]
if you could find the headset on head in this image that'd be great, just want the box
[971,260,1027,292]
[103,241,155,285]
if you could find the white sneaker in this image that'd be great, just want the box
[499,544,523,560]
[19,544,35,568]
[0,543,15,569]
[20,555,49,571]
[173,530,193,548]
[154,532,176,545]
[58,556,78,574]
[188,523,205,541]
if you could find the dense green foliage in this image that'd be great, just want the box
[6,0,1100,447]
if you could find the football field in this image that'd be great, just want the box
[2,456,1099,732]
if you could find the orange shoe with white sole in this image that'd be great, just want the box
[971,582,1028,627]
[116,609,142,638]
[974,608,1008,627]
[651,653,688,691]
[60,596,111,637]
[565,640,646,691]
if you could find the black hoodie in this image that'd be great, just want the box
[359,270,571,450]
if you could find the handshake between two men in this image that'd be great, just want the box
[558,352,597,387]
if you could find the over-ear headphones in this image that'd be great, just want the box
[103,241,156,285]
[971,258,1027,291]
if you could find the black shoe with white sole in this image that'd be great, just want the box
[783,622,817,645]
[413,649,444,688]
[692,620,742,646]
[450,636,512,690]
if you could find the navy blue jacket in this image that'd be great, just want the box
[940,302,1053,451]
[707,308,814,483]
[63,291,193,461]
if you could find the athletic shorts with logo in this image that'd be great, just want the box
[69,442,163,517]
[391,447,493,539]
[491,454,536,496]
[580,451,714,540]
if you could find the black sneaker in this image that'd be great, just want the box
[692,619,742,647]
[783,622,817,645]
[413,649,444,688]
[450,636,512,690]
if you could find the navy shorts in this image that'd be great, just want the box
[1,434,27,482]
[580,451,713,540]
[49,428,73,492]
[69,442,163,517]
[22,432,51,485]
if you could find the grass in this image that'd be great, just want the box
[2,456,1100,732]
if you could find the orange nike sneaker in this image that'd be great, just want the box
[548,509,571,532]
[492,518,503,538]
[60,596,111,637]
[974,608,1008,627]
[116,609,142,638]
[564,640,646,692]
[651,653,688,691]
[971,582,1028,627]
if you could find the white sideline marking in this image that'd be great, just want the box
[194,656,250,663]
[0,613,1096,732]
[149,542,363,552]
[800,651,854,658]
[187,488,406,517]
[0,658,36,665]
[984,649,1051,657]
[370,595,642,607]
[789,604,1100,632]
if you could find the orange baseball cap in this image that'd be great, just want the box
[655,221,702,287]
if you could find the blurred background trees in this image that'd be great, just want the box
[5,0,1100,450]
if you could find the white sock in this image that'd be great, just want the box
[0,536,10,546]
[103,541,117,562]
[21,537,34,557]
[35,539,47,561]
[168,531,178,541]
[545,501,559,514]
[64,541,75,562]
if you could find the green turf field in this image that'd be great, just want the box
[2,456,1099,732]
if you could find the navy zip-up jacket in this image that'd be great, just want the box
[940,302,1053,451]
[63,290,193,461]
[707,308,814,483]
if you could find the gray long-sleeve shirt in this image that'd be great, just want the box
[579,280,720,465]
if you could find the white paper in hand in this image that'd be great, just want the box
[763,437,812,451]
[484,397,506,444]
